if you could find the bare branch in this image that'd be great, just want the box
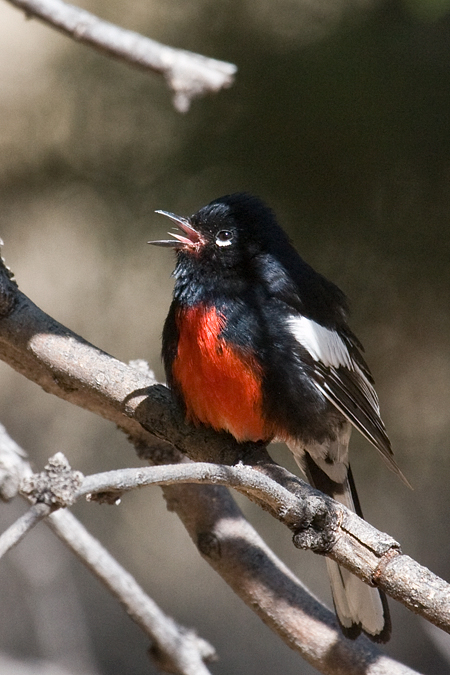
[14,452,450,641]
[0,502,51,558]
[0,255,425,674]
[0,442,217,675]
[5,450,419,675]
[4,0,237,112]
[80,463,450,637]
[0,429,52,559]
[46,509,216,675]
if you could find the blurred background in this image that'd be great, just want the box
[0,0,449,672]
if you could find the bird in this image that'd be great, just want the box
[149,192,407,643]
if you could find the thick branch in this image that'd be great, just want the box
[0,255,425,674]
[4,0,237,112]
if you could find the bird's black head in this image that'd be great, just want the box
[149,193,348,324]
[150,193,290,269]
[192,193,292,263]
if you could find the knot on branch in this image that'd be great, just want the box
[291,494,339,553]
[20,452,83,508]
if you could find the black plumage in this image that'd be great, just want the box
[150,192,406,642]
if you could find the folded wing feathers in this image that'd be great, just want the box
[288,315,406,479]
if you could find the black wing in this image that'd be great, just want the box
[287,314,410,485]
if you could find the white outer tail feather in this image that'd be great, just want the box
[326,559,385,635]
[330,480,386,637]
[288,437,388,639]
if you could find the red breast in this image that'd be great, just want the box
[172,305,274,442]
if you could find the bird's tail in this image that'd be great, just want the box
[322,468,391,642]
[289,440,391,642]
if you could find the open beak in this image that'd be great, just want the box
[148,210,204,249]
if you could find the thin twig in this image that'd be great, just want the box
[47,509,216,675]
[0,502,51,558]
[79,462,302,509]
[0,443,217,675]
[12,457,450,639]
[4,0,237,112]
[79,463,450,636]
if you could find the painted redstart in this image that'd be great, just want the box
[149,193,407,642]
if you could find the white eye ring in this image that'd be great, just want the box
[216,230,233,247]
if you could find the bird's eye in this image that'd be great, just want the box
[215,230,233,247]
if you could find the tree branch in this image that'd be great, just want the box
[3,451,419,675]
[0,501,51,558]
[46,509,217,675]
[0,254,425,674]
[0,441,216,675]
[4,0,237,112]
[12,454,450,640]
[72,462,450,636]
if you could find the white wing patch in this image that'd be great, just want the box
[288,316,353,369]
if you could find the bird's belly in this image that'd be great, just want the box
[173,306,274,442]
